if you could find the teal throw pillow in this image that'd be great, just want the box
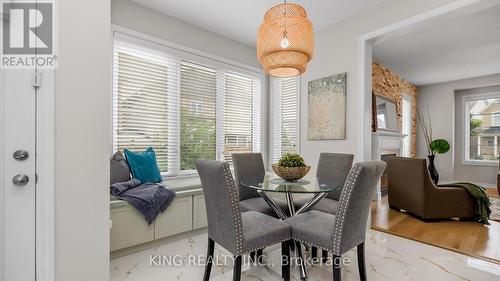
[124,147,162,183]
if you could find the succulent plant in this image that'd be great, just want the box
[277,153,306,168]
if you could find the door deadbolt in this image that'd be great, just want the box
[13,150,29,161]
[12,174,29,186]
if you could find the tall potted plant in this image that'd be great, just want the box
[418,110,450,184]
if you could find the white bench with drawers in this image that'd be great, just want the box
[110,177,207,254]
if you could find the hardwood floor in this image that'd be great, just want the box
[371,188,500,264]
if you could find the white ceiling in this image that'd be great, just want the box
[372,3,500,86]
[133,0,385,46]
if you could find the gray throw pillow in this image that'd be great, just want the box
[110,151,131,185]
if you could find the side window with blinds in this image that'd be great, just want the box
[113,37,262,176]
[271,77,299,163]
[113,45,170,172]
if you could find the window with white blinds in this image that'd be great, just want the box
[113,36,262,176]
[222,72,261,164]
[271,77,299,163]
[179,62,217,171]
[113,45,172,172]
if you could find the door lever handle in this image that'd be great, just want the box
[12,174,29,186]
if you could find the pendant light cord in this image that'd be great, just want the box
[282,0,287,35]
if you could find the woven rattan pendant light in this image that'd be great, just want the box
[257,1,314,77]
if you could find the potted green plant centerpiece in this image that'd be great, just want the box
[272,153,311,182]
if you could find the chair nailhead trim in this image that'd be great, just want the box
[291,236,332,253]
[223,163,244,255]
[332,164,361,255]
[242,238,290,255]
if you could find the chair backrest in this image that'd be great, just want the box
[387,157,436,214]
[332,161,386,255]
[316,153,354,200]
[195,159,243,255]
[232,153,265,201]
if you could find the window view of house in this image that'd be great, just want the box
[467,97,500,161]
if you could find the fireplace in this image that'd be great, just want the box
[372,131,407,200]
[380,153,396,193]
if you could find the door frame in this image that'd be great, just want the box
[358,0,486,162]
[0,67,4,281]
[36,71,55,281]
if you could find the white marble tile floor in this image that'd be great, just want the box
[111,229,500,281]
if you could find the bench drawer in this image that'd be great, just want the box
[110,204,154,251]
[193,194,207,229]
[154,196,193,239]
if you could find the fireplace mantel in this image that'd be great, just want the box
[372,131,407,200]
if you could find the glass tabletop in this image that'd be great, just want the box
[241,175,341,194]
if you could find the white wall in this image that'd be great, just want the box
[299,0,452,169]
[55,1,111,281]
[417,74,500,185]
[111,0,259,69]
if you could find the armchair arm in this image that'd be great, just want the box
[427,185,475,217]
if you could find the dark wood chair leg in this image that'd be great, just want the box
[357,243,366,281]
[322,249,328,263]
[233,255,242,281]
[203,238,215,281]
[311,246,318,259]
[256,249,263,262]
[281,240,290,281]
[332,254,341,281]
[249,251,256,263]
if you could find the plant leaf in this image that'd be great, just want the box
[430,139,450,154]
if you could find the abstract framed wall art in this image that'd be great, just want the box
[308,73,347,140]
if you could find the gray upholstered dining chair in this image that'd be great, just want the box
[232,153,289,216]
[232,153,291,259]
[196,159,292,281]
[286,161,386,281]
[307,153,354,260]
[312,152,354,213]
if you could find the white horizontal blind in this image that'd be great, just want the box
[113,43,178,172]
[271,77,299,163]
[223,72,260,164]
[113,35,262,176]
[179,61,217,172]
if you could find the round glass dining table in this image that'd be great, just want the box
[241,175,341,279]
[241,175,341,219]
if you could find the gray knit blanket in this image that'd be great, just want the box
[111,179,176,224]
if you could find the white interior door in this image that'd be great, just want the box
[0,69,37,281]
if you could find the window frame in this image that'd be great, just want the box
[462,91,500,166]
[112,26,266,178]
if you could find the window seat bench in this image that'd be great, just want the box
[110,177,207,256]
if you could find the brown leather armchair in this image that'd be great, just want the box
[387,157,475,220]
